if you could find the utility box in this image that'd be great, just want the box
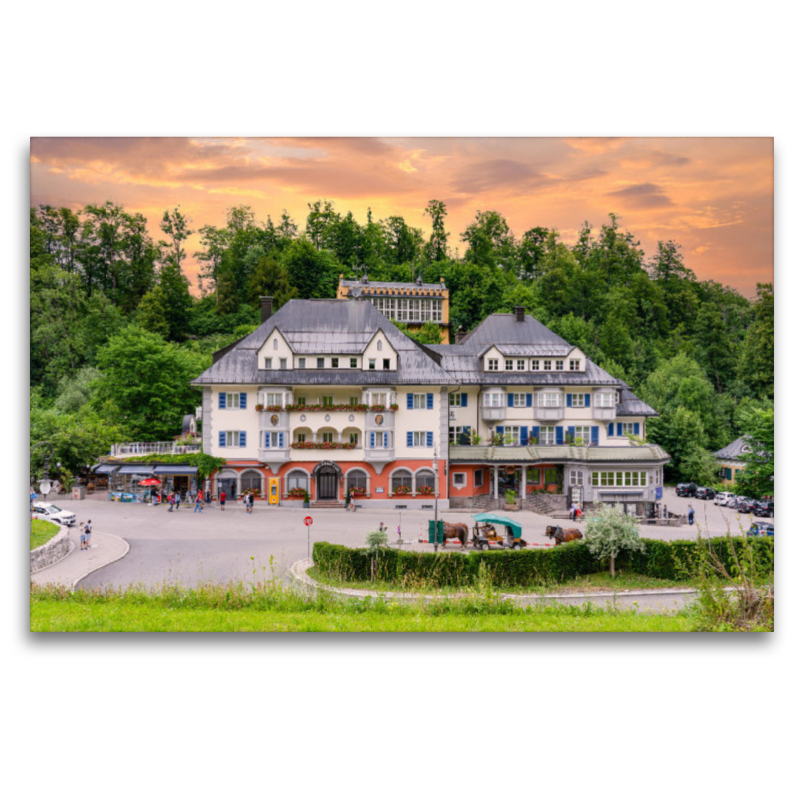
[72,486,85,501]
[427,520,444,544]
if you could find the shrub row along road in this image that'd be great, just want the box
[48,488,758,591]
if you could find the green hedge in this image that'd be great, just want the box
[313,537,774,588]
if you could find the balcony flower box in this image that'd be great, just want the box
[392,486,411,497]
[416,485,434,496]
[287,488,307,499]
[290,441,358,450]
[350,487,367,497]
[285,403,369,413]
[389,404,399,411]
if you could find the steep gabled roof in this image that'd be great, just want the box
[715,437,751,461]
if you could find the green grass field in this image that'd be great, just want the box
[30,519,60,551]
[30,583,698,632]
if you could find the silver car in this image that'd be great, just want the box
[31,502,77,527]
[714,491,735,506]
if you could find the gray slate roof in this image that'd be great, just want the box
[617,387,658,417]
[714,437,751,461]
[449,444,670,464]
[192,299,452,386]
[341,279,445,292]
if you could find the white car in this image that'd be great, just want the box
[715,491,735,506]
[726,495,741,508]
[31,502,77,527]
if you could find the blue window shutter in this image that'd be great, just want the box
[383,432,389,448]
[239,392,246,409]
[585,393,591,408]
[634,423,640,436]
[264,432,270,448]
[426,393,433,409]
[278,432,284,448]
[526,393,532,407]
[461,392,468,407]
[617,423,623,437]
[530,426,539,443]
[462,425,471,445]
[607,422,613,437]
[370,432,375,448]
[426,431,433,447]
[240,431,246,447]
[555,426,564,445]
[406,393,413,410]
[496,426,504,446]
[507,393,514,408]
[566,394,572,408]
[521,426,528,446]
[591,426,599,446]
[407,432,413,447]
[219,431,226,447]
[726,468,732,480]
[568,426,575,443]
[219,392,226,409]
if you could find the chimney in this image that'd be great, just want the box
[514,306,525,322]
[260,296,274,324]
[454,326,466,344]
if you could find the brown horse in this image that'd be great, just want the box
[545,525,583,545]
[441,522,468,547]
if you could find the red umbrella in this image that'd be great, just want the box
[139,478,162,486]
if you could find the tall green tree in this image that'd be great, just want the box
[737,283,773,398]
[424,199,449,263]
[283,237,340,299]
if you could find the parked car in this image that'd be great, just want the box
[746,521,774,537]
[714,491,735,506]
[31,502,77,527]
[753,499,774,517]
[676,483,698,497]
[725,494,741,508]
[695,487,716,500]
[736,497,757,513]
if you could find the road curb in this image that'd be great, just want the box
[71,533,131,590]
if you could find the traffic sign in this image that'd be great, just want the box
[304,516,313,527]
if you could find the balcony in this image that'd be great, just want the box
[109,441,202,457]
[533,406,565,422]
[259,447,290,464]
[481,406,507,422]
[592,407,616,421]
[364,447,395,464]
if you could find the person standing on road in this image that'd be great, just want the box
[175,492,181,511]
[345,487,351,511]
[194,491,204,513]
[688,504,695,525]
[247,493,254,514]
[80,523,87,551]
[85,520,92,548]
[168,493,175,512]
[569,503,576,521]
[220,489,226,511]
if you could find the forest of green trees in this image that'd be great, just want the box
[29,198,774,490]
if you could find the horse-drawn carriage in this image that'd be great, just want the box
[470,513,528,550]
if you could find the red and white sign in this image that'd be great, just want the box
[304,516,313,527]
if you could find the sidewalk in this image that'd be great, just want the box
[31,525,130,589]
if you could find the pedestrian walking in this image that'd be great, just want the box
[688,504,695,525]
[220,489,227,511]
[168,493,175,512]
[569,503,576,521]
[247,493,254,514]
[79,522,87,551]
[151,488,158,507]
[575,506,582,522]
[194,490,204,513]
[175,493,181,511]
[85,520,92,548]
[345,488,351,511]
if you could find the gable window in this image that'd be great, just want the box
[377,339,383,352]
[517,359,526,371]
[555,360,564,371]
[331,358,339,368]
[569,359,581,371]
[505,359,514,371]
[570,393,585,408]
[350,358,358,369]
[513,393,527,408]
[368,359,376,370]
[530,360,540,371]
[615,390,622,404]
[317,358,325,369]
[265,357,273,370]
[543,359,552,370]
[487,358,499,372]
[298,357,306,368]
[280,358,287,369]
[383,359,391,370]
[273,339,278,350]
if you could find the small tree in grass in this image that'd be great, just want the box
[365,528,389,582]
[585,503,646,579]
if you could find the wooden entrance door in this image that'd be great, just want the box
[318,469,338,500]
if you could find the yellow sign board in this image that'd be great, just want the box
[268,477,280,505]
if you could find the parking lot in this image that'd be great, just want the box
[35,487,766,590]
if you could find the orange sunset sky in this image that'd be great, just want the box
[30,137,773,297]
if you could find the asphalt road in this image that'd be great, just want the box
[62,488,763,590]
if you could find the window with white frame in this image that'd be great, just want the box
[346,470,367,493]
[513,393,527,407]
[530,360,540,371]
[263,432,285,448]
[349,432,360,446]
[449,393,463,407]
[483,392,504,407]
[295,395,306,405]
[317,357,325,369]
[487,358,499,371]
[298,357,306,368]
[370,392,388,406]
[572,426,591,444]
[452,472,466,487]
[349,395,360,406]
[412,393,426,409]
[295,433,306,443]
[286,470,308,491]
[537,392,561,407]
[331,357,339,368]
[543,359,552,370]
[391,470,413,492]
[569,359,581,371]
[265,357,273,369]
[555,360,564,370]
[416,470,435,491]
[279,358,287,369]
[615,390,622,404]
[412,431,428,447]
[569,470,584,485]
[591,471,647,487]
[350,358,358,368]
[569,393,585,407]
[265,392,282,406]
[505,426,521,445]
[383,359,391,370]
[240,471,262,493]
[540,426,556,445]
[595,393,614,407]
[221,431,242,446]
[368,359,376,370]
[321,432,334,443]
[449,426,464,444]
[321,395,333,406]
[620,422,636,436]
[516,359,525,371]
[224,393,240,409]
[505,358,514,371]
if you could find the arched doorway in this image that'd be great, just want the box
[314,461,341,500]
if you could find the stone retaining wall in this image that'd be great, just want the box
[30,525,72,573]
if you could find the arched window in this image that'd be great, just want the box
[286,470,309,492]
[273,339,278,350]
[377,340,383,352]
[391,469,412,494]
[346,469,368,493]
[240,470,263,493]
[415,470,435,492]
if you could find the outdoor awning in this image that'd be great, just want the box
[116,465,155,475]
[92,464,119,475]
[153,466,199,476]
[472,513,523,539]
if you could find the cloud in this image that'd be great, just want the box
[606,182,674,209]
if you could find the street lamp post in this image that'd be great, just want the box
[30,441,54,500]
[433,445,439,552]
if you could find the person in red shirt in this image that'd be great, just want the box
[220,490,226,510]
